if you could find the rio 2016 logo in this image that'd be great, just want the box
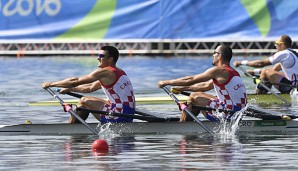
[0,0,61,16]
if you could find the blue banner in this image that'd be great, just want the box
[0,0,297,40]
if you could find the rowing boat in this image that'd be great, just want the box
[29,93,292,106]
[1,118,298,135]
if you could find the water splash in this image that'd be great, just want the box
[290,88,298,107]
[213,105,250,140]
[97,123,116,140]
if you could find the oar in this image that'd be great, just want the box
[56,88,171,121]
[191,106,236,114]
[244,109,296,120]
[170,89,295,120]
[238,66,291,106]
[162,86,214,135]
[76,107,179,122]
[183,104,296,120]
[45,87,99,135]
[62,91,83,98]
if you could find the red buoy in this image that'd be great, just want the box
[92,139,109,152]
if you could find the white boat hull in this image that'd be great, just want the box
[1,119,298,135]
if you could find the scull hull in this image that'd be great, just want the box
[1,119,298,135]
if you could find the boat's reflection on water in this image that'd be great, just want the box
[64,135,137,159]
[177,131,295,169]
[7,130,295,170]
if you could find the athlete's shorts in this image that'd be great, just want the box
[205,98,241,122]
[256,81,272,94]
[257,77,293,94]
[277,77,293,94]
[100,103,135,123]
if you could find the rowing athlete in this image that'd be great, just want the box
[234,35,298,94]
[158,45,247,122]
[42,46,135,123]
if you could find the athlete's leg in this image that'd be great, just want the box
[68,96,108,123]
[256,68,284,94]
[180,92,216,122]
[260,68,285,83]
[277,77,293,93]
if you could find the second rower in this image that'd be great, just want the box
[158,45,247,122]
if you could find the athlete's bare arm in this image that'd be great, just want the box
[42,67,115,89]
[172,80,214,92]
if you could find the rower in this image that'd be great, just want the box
[158,45,247,122]
[42,46,136,124]
[234,35,298,94]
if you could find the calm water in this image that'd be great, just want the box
[1,55,298,170]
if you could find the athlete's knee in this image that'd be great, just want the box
[78,97,89,106]
[188,93,195,103]
[260,68,273,78]
[188,92,203,103]
[262,68,272,74]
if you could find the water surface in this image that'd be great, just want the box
[0,56,297,170]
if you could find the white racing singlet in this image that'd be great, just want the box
[99,66,135,123]
[269,49,298,85]
[206,65,247,122]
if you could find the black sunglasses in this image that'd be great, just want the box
[213,51,220,55]
[97,53,107,59]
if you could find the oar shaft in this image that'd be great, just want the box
[181,91,191,96]
[56,89,156,118]
[162,87,214,135]
[195,106,236,114]
[45,88,99,135]
[65,91,83,98]
[77,107,179,122]
[135,109,157,117]
[172,87,294,120]
[238,66,291,106]
[185,104,296,120]
[56,88,83,98]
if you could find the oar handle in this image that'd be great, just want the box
[238,66,291,106]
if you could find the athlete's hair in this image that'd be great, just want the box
[101,46,119,64]
[219,45,233,62]
[280,35,292,48]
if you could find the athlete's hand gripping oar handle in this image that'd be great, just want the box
[45,88,99,135]
[162,86,214,135]
[238,66,291,106]
[170,87,191,96]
